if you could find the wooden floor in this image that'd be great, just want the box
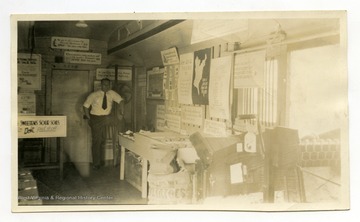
[28,163,147,205]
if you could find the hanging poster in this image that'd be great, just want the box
[234,50,266,88]
[18,93,36,116]
[161,47,180,66]
[178,53,194,104]
[192,48,211,105]
[17,53,41,90]
[51,36,89,51]
[64,51,101,65]
[209,56,231,119]
[18,116,67,138]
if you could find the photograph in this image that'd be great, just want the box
[11,11,349,213]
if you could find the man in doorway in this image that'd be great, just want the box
[83,78,124,170]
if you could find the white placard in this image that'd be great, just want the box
[161,47,180,66]
[17,53,41,90]
[117,68,132,81]
[51,36,89,51]
[18,93,36,116]
[234,50,266,88]
[18,116,67,138]
[64,51,101,65]
[181,105,204,126]
[178,53,194,104]
[209,56,231,119]
[203,119,227,137]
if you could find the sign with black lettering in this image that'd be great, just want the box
[18,116,67,138]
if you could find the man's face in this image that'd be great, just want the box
[101,80,111,92]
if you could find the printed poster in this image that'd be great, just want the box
[17,53,42,90]
[178,53,194,104]
[209,56,231,119]
[192,48,211,105]
[234,50,266,88]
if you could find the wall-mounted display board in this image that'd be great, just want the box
[17,53,42,90]
[178,53,194,105]
[147,67,165,99]
[18,116,67,138]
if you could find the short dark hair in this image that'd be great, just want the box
[101,78,111,84]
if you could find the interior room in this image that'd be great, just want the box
[15,12,348,210]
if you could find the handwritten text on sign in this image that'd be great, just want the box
[18,116,67,138]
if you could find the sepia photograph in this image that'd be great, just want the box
[11,10,349,213]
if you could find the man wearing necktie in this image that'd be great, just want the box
[83,78,124,170]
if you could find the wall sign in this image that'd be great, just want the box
[17,53,41,90]
[147,68,165,99]
[161,47,180,66]
[96,68,132,81]
[18,93,36,116]
[18,116,67,138]
[64,51,101,65]
[51,36,89,51]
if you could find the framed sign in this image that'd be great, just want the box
[147,68,165,99]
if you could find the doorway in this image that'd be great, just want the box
[51,69,91,176]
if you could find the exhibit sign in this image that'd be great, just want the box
[18,116,67,138]
[51,36,90,51]
[17,53,41,90]
[161,47,180,66]
[64,51,101,65]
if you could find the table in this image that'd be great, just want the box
[118,132,188,199]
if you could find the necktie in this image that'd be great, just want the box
[102,93,107,110]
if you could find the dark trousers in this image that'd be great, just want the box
[89,114,112,166]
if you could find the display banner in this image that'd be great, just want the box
[64,51,101,65]
[18,116,67,138]
[51,36,90,51]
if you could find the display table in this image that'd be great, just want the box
[118,132,190,199]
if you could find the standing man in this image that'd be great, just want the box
[83,78,124,170]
